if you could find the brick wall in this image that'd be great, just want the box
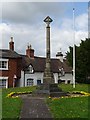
[0,57,22,87]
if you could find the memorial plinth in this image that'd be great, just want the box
[36,83,67,97]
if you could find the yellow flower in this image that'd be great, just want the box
[6,92,15,98]
[49,96,51,99]
[12,96,19,98]
[6,91,32,98]
[52,97,59,100]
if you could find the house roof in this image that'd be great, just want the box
[0,49,22,58]
[21,55,72,73]
[0,49,72,73]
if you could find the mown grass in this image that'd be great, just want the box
[2,84,90,119]
[59,83,89,92]
[2,86,36,119]
[47,83,90,119]
[47,96,89,119]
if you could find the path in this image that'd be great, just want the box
[19,95,53,120]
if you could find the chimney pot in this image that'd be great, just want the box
[30,44,32,49]
[9,37,14,51]
[11,37,13,41]
[56,49,63,62]
[26,44,34,58]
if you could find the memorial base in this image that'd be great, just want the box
[34,83,67,97]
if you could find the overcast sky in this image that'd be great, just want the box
[0,2,88,57]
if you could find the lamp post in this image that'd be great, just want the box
[13,74,17,88]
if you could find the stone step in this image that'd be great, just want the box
[50,92,68,97]
[33,90,67,97]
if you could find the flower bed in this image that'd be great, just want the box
[72,91,90,96]
[49,91,90,100]
[6,91,32,98]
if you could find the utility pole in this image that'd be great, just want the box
[73,8,75,88]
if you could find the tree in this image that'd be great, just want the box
[66,38,90,83]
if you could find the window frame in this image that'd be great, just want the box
[0,77,8,88]
[0,59,8,70]
[27,78,33,86]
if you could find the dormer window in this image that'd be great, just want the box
[27,65,34,74]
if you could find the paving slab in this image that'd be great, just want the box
[19,96,53,120]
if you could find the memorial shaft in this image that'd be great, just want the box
[46,26,50,59]
[43,16,54,84]
[46,26,51,70]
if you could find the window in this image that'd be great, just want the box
[0,77,8,88]
[0,59,8,70]
[27,79,33,86]
[26,65,34,74]
[29,65,34,73]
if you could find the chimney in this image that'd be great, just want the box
[56,49,63,62]
[26,44,34,58]
[9,37,14,51]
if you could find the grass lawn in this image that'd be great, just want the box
[2,86,36,119]
[59,83,89,92]
[47,83,90,119]
[47,97,89,119]
[2,84,90,119]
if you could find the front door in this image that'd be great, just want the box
[37,80,41,85]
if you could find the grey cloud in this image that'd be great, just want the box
[1,2,88,57]
[2,2,67,25]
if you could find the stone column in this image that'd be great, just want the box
[36,16,65,97]
[43,16,54,84]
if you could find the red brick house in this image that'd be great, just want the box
[0,37,22,88]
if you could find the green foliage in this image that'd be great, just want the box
[66,38,90,83]
[66,46,73,67]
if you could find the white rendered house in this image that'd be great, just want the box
[20,45,73,87]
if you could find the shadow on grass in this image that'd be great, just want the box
[1,118,89,120]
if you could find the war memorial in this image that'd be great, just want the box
[35,16,67,97]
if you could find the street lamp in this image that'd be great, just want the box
[13,74,17,88]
